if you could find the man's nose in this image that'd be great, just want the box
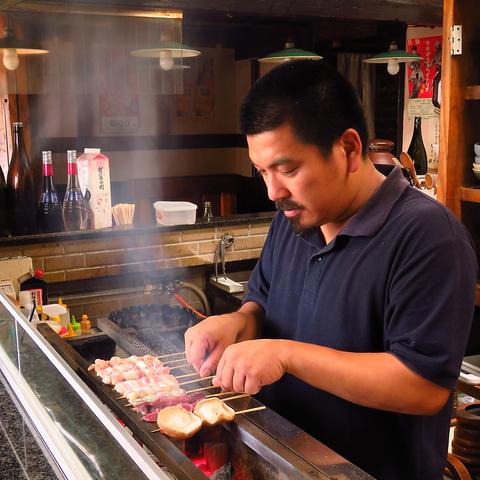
[265,174,289,202]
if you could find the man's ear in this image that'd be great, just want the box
[340,129,363,173]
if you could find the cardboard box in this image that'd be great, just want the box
[0,256,33,297]
[77,148,112,229]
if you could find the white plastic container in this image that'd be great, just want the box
[153,201,197,226]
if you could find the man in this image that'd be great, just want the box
[185,60,477,479]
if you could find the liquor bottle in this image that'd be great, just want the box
[407,117,428,176]
[63,149,87,231]
[6,122,37,235]
[0,165,8,236]
[37,151,64,233]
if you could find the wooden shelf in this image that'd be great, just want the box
[466,85,480,100]
[459,186,480,203]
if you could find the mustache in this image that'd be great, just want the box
[275,199,304,211]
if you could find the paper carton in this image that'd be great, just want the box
[77,148,112,229]
[0,256,33,297]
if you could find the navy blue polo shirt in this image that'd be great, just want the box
[244,167,477,480]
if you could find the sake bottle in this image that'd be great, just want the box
[407,117,428,176]
[6,122,37,235]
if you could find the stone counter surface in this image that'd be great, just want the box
[0,375,57,480]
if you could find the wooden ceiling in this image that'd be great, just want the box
[7,0,443,25]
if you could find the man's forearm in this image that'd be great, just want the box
[282,340,450,415]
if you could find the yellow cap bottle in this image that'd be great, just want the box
[80,314,91,334]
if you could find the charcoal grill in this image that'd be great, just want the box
[38,305,373,480]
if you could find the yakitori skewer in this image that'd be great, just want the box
[206,390,236,398]
[158,351,185,360]
[164,358,189,365]
[168,363,191,371]
[174,372,201,380]
[185,384,221,394]
[218,393,250,402]
[178,375,215,386]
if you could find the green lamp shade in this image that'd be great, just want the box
[363,42,421,64]
[131,41,200,58]
[258,40,322,63]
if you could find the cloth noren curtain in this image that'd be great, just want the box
[337,53,375,140]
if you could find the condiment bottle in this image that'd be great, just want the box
[80,314,91,334]
[70,314,81,334]
[20,269,48,306]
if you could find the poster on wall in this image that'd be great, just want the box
[175,55,214,118]
[95,47,140,134]
[407,35,442,118]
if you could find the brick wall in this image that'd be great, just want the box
[0,220,271,319]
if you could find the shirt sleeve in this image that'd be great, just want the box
[386,214,477,390]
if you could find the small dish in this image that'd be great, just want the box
[473,168,480,181]
[473,162,480,170]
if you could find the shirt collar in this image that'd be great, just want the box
[299,167,409,247]
[339,166,409,237]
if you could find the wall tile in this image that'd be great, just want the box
[85,250,126,267]
[215,226,249,238]
[198,240,216,255]
[63,239,107,254]
[66,267,107,281]
[182,228,216,242]
[163,243,199,258]
[45,254,85,272]
[232,235,266,251]
[43,271,66,283]
[250,222,271,235]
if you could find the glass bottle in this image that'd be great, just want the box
[37,151,64,233]
[432,66,441,110]
[6,122,37,235]
[63,149,87,231]
[407,117,428,176]
[0,164,8,236]
[203,201,213,222]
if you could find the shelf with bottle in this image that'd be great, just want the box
[465,86,480,100]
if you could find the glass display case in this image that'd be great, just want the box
[0,292,171,480]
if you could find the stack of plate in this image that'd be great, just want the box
[472,162,480,181]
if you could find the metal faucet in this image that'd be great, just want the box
[214,233,235,281]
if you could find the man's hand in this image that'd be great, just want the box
[212,339,289,394]
[184,302,262,377]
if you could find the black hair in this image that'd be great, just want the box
[240,60,369,157]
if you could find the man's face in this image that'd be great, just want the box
[247,123,350,232]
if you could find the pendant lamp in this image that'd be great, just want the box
[0,26,48,71]
[258,40,322,63]
[131,39,200,71]
[363,41,421,76]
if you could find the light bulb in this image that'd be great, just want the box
[386,58,400,75]
[3,48,19,71]
[159,50,174,71]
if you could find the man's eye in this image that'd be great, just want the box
[280,168,298,176]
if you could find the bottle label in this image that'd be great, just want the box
[23,288,43,306]
[43,164,54,176]
[67,162,78,175]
